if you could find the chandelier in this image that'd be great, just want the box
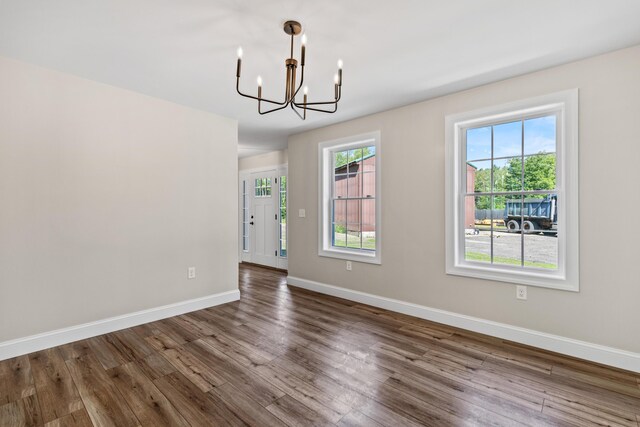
[235,20,343,120]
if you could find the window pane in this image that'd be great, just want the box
[348,148,363,174]
[495,195,523,267]
[363,230,376,250]
[334,150,348,172]
[362,199,375,225]
[524,153,556,191]
[464,195,490,263]
[523,194,558,269]
[279,175,287,258]
[493,120,522,158]
[334,174,348,198]
[524,115,556,155]
[467,160,491,193]
[347,229,362,249]
[362,172,375,198]
[333,223,346,247]
[347,173,361,198]
[363,146,376,172]
[467,126,491,161]
[333,200,346,224]
[346,199,360,225]
[493,157,522,192]
[280,223,287,257]
[243,237,249,251]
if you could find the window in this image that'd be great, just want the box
[446,90,579,290]
[279,175,287,258]
[242,180,249,251]
[254,178,271,197]
[319,131,381,264]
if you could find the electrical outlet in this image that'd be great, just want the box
[516,285,527,300]
[298,209,306,218]
[188,267,196,279]
[346,261,352,271]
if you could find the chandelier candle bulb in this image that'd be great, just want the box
[337,59,343,69]
[303,93,307,119]
[236,47,242,78]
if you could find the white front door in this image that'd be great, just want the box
[250,171,278,268]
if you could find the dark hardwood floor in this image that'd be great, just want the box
[1,263,639,426]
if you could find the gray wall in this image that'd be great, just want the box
[288,45,640,354]
[0,57,238,342]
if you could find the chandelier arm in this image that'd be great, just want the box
[258,101,291,115]
[294,102,338,113]
[289,102,305,120]
[236,78,288,106]
[293,85,341,107]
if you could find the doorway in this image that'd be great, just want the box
[239,166,287,269]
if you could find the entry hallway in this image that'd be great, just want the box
[1,263,639,426]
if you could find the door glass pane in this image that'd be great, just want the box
[279,175,287,258]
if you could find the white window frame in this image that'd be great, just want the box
[445,90,579,291]
[318,131,382,264]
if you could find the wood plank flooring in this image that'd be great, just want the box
[1,263,639,426]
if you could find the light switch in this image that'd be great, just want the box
[299,209,306,218]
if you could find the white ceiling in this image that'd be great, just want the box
[1,1,640,157]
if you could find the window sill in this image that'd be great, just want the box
[447,262,578,292]
[319,247,381,265]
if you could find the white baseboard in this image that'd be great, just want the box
[0,289,240,361]
[287,276,640,373]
